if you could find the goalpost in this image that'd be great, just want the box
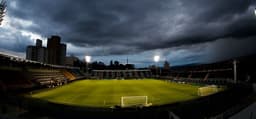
[121,96,151,107]
[198,85,219,96]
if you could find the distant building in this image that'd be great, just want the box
[60,43,66,65]
[26,46,36,61]
[47,36,60,65]
[26,36,67,65]
[36,39,42,47]
[65,55,79,66]
[26,39,48,63]
[47,35,66,65]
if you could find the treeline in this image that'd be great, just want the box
[73,60,134,70]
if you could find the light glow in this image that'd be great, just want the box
[85,55,91,63]
[254,8,256,16]
[154,55,160,62]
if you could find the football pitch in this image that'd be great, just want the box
[31,79,202,108]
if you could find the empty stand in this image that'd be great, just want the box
[29,69,68,88]
[92,70,152,79]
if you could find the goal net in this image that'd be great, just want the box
[121,96,149,107]
[198,85,218,96]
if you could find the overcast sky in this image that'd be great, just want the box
[0,0,256,67]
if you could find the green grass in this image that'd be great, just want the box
[31,79,202,108]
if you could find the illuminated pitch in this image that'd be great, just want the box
[31,79,223,108]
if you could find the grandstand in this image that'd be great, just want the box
[0,69,34,91]
[169,55,256,85]
[92,69,152,79]
[28,69,68,88]
[167,61,236,85]
[27,68,85,88]
[0,52,84,91]
[66,68,85,79]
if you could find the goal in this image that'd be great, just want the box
[121,96,150,107]
[198,85,218,96]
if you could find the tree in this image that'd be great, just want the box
[110,60,113,66]
[0,0,6,26]
[114,61,119,66]
[162,61,171,76]
[163,61,170,70]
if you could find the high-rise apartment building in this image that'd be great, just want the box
[26,39,48,63]
[26,36,67,65]
[47,35,66,65]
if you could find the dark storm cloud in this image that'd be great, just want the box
[184,0,252,22]
[206,36,256,62]
[2,0,256,65]
[0,28,33,52]
[9,0,255,47]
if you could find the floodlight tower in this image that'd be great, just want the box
[254,8,256,16]
[233,60,237,83]
[0,0,7,26]
[85,55,91,75]
[154,55,160,77]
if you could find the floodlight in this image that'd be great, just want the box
[154,55,160,62]
[254,8,256,16]
[85,55,91,63]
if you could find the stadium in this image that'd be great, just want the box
[0,52,255,119]
[0,0,256,119]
